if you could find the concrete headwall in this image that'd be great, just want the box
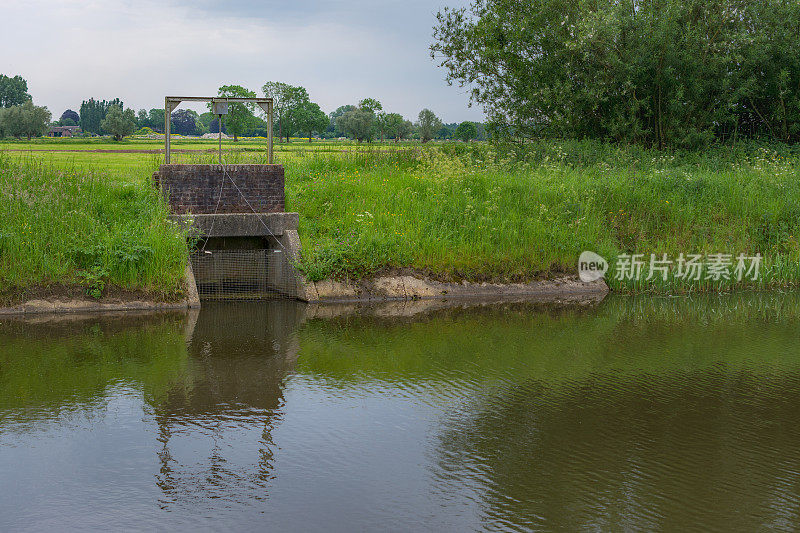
[153,164,284,214]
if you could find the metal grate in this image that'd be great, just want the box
[190,249,299,300]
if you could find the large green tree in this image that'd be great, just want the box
[100,105,136,141]
[339,107,375,142]
[0,100,51,140]
[330,105,356,137]
[432,0,800,147]
[79,98,123,135]
[261,81,309,142]
[213,85,257,142]
[290,101,329,141]
[455,121,477,142]
[416,109,442,143]
[0,75,30,108]
[383,113,413,142]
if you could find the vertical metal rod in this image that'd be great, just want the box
[218,113,222,165]
[267,100,273,164]
[164,97,170,164]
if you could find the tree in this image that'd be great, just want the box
[383,113,412,142]
[455,121,477,142]
[147,108,165,133]
[79,98,123,135]
[60,109,80,125]
[262,81,309,143]
[330,105,355,137]
[290,101,329,141]
[0,75,30,108]
[416,109,442,143]
[100,105,136,141]
[358,98,382,115]
[0,100,51,140]
[432,0,800,147]
[437,124,454,140]
[338,107,375,142]
[213,85,257,142]
[171,109,200,136]
[397,119,413,141]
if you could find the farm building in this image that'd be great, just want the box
[47,125,81,137]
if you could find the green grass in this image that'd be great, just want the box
[2,137,800,296]
[284,140,800,293]
[0,153,189,299]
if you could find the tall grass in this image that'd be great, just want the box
[3,139,800,296]
[0,154,188,298]
[279,140,800,293]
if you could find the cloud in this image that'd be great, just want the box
[0,0,482,123]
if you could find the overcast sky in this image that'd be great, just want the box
[1,0,482,123]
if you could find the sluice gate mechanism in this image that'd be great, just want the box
[154,96,307,303]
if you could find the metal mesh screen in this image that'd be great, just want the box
[190,249,299,300]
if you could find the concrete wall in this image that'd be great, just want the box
[153,164,284,214]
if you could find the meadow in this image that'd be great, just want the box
[2,137,800,301]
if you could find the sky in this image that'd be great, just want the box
[1,0,483,123]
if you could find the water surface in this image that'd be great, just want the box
[2,294,800,531]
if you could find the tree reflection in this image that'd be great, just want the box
[432,351,800,530]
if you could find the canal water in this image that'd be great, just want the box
[2,294,800,531]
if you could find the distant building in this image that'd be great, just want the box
[47,125,81,137]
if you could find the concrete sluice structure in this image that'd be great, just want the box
[153,164,308,302]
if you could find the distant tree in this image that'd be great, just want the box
[60,109,80,125]
[290,101,329,141]
[383,113,412,142]
[79,98,123,135]
[358,98,382,115]
[171,109,200,136]
[136,109,148,128]
[262,81,309,143]
[0,100,51,140]
[397,119,413,141]
[455,121,477,142]
[243,116,270,137]
[147,108,165,133]
[214,85,257,142]
[416,109,442,143]
[101,105,136,141]
[208,117,227,134]
[0,75,30,108]
[338,107,375,142]
[330,105,355,137]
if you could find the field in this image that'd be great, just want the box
[2,137,800,300]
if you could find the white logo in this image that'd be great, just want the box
[579,251,608,282]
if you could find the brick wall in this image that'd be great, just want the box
[153,164,285,214]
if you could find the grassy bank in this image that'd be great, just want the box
[284,140,800,292]
[0,154,188,302]
[2,138,800,297]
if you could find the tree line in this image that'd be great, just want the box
[433,0,800,148]
[0,75,485,143]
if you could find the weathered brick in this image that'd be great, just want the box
[152,164,285,214]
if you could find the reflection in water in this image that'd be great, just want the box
[2,294,800,529]
[153,302,303,508]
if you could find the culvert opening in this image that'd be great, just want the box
[190,237,299,301]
